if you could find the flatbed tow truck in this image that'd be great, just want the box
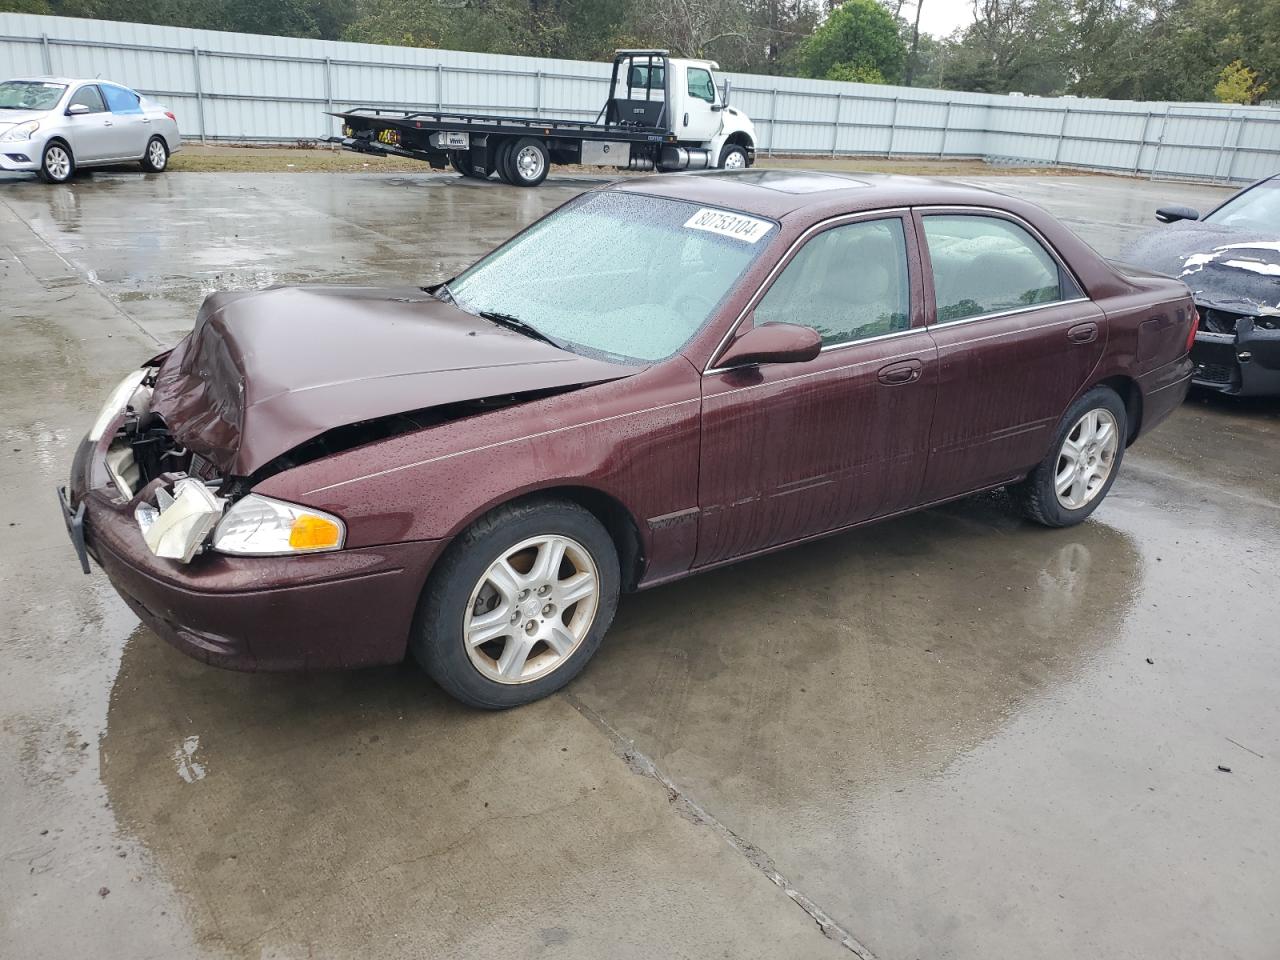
[327,50,757,187]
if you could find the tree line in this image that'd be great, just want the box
[5,0,1277,103]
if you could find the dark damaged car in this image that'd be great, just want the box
[61,171,1195,708]
[1125,174,1280,396]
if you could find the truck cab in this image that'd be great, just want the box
[607,50,756,170]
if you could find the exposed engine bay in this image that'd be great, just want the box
[102,364,579,564]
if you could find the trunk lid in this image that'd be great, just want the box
[150,285,642,476]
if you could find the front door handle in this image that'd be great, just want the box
[877,359,922,385]
[103,119,113,126]
[1068,322,1098,344]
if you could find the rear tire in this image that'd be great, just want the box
[411,498,620,709]
[507,136,549,187]
[1013,386,1127,527]
[39,140,74,183]
[493,139,515,184]
[140,136,168,173]
[449,149,474,177]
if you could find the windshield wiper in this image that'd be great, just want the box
[478,310,564,349]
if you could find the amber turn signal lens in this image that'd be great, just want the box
[288,514,343,550]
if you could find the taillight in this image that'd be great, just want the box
[164,111,176,122]
[1186,306,1200,353]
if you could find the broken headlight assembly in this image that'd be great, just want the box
[211,494,345,556]
[89,370,149,442]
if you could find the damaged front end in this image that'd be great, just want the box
[1189,302,1280,396]
[77,362,349,570]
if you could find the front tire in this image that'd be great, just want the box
[718,144,748,169]
[39,141,74,183]
[1014,386,1127,527]
[141,136,169,172]
[411,499,620,709]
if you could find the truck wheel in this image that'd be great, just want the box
[718,144,748,169]
[493,139,516,184]
[449,150,473,176]
[508,137,549,187]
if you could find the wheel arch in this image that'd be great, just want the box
[1094,375,1143,444]
[446,484,646,592]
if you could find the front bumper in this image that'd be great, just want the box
[0,146,39,171]
[1190,315,1280,397]
[62,435,446,671]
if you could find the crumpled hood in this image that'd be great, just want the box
[1124,222,1280,316]
[151,285,642,476]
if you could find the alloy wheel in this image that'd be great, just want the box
[463,535,599,684]
[148,140,167,170]
[514,145,545,182]
[1054,408,1119,510]
[45,145,71,181]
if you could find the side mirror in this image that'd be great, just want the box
[716,322,822,369]
[720,79,731,108]
[66,103,90,116]
[1155,205,1200,224]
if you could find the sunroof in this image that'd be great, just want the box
[701,169,871,194]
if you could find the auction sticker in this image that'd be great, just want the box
[684,208,774,243]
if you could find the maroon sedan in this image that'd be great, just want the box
[61,171,1195,708]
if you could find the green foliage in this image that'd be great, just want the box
[5,0,1280,102]
[1215,59,1268,104]
[792,0,906,83]
[825,61,885,83]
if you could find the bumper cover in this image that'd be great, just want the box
[63,438,445,671]
[1190,318,1280,397]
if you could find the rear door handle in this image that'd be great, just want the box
[102,119,113,126]
[1068,322,1098,344]
[877,359,922,385]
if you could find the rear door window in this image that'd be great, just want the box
[67,84,107,114]
[101,84,143,115]
[922,215,1080,323]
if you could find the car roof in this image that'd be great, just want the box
[5,77,132,88]
[612,169,1016,222]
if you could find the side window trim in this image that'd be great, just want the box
[705,208,924,373]
[912,205,1088,327]
[68,83,106,113]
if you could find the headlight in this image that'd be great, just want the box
[88,370,149,442]
[212,494,345,556]
[0,120,39,142]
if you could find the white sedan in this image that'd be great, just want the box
[0,77,182,183]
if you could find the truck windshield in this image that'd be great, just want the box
[0,80,66,110]
[449,192,776,364]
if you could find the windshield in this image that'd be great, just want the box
[449,192,776,363]
[1205,179,1280,232]
[0,80,66,110]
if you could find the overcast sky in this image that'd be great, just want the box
[904,0,976,38]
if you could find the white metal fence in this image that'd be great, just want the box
[3,12,1279,183]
